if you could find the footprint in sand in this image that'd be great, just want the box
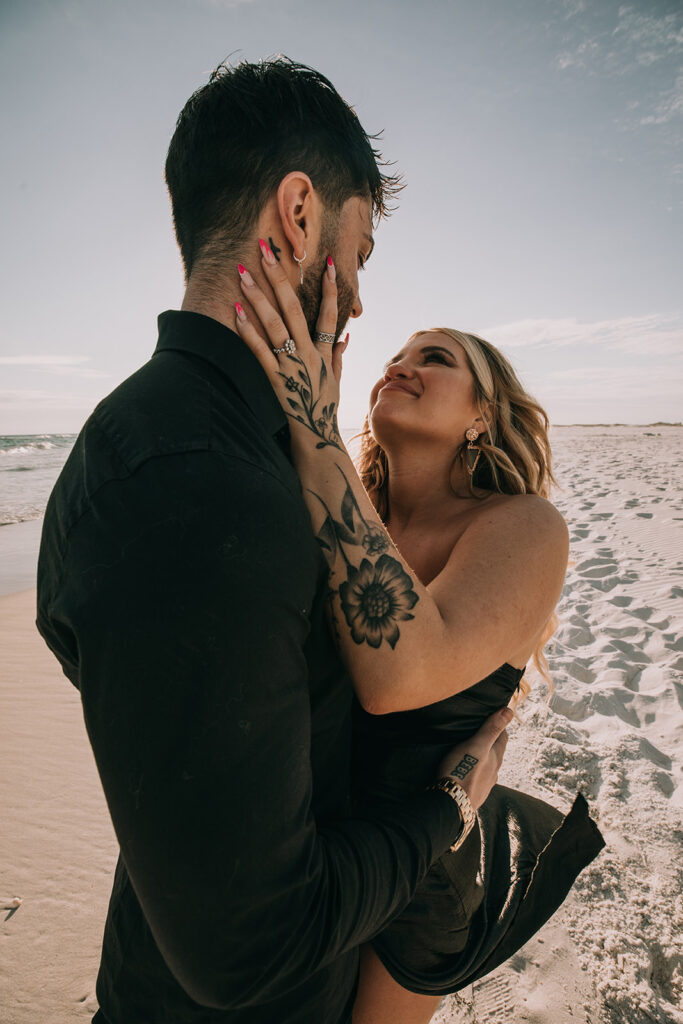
[550,691,591,721]
[636,512,654,519]
[576,557,619,578]
[562,658,597,684]
[472,974,516,1020]
[609,594,633,607]
[631,606,654,621]
[588,688,641,729]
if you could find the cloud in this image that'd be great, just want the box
[556,38,601,71]
[0,355,91,365]
[639,72,683,126]
[612,5,683,67]
[484,313,683,355]
[525,362,683,403]
[556,5,683,75]
[0,355,110,379]
[0,389,98,410]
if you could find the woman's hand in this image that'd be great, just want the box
[234,240,349,453]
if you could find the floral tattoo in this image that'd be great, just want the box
[279,354,343,451]
[312,467,419,649]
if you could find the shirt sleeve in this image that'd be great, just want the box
[39,450,460,1011]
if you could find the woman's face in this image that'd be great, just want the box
[369,332,483,447]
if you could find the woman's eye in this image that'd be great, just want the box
[358,254,366,271]
[424,352,448,364]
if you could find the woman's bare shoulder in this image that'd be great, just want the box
[466,491,568,544]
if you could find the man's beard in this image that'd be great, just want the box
[297,227,355,341]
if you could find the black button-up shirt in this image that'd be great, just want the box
[36,311,459,1024]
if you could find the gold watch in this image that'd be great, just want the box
[427,777,477,852]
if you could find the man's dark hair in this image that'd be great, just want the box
[165,55,401,278]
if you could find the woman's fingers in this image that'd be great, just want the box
[238,261,300,352]
[233,301,280,377]
[331,332,349,383]
[314,257,339,350]
[246,239,314,353]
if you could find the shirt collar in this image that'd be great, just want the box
[154,310,287,438]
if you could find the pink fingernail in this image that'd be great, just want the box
[259,239,276,266]
[239,265,254,286]
[238,263,246,275]
[235,302,246,320]
[327,256,334,266]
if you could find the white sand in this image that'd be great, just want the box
[0,589,117,1023]
[1,425,681,1023]
[436,426,683,1024]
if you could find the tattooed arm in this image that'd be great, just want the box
[235,248,568,714]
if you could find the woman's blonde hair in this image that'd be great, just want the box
[356,327,559,701]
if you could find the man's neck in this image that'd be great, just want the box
[181,271,240,333]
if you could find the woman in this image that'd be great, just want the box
[234,246,604,1023]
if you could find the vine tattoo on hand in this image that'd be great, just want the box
[449,754,479,780]
[311,466,419,649]
[279,353,343,451]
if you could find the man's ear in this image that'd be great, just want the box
[276,172,323,267]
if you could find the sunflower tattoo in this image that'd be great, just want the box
[312,467,419,650]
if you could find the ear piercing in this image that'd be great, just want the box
[292,250,307,285]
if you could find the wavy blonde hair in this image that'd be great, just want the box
[356,327,560,701]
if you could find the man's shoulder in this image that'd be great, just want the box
[45,349,297,545]
[92,349,213,472]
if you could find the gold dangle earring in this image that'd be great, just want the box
[292,250,307,285]
[465,427,481,476]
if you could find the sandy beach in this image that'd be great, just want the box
[1,425,682,1023]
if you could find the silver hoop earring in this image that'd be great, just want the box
[293,249,307,285]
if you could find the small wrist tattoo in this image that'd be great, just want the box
[268,237,282,262]
[450,753,478,780]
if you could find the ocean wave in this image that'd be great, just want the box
[0,511,43,526]
[0,443,57,455]
[0,434,76,456]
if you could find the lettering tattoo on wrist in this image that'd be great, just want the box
[268,237,282,262]
[449,753,479,780]
[311,466,419,650]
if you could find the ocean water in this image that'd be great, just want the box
[0,435,77,527]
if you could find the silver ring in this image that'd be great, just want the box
[272,338,297,356]
[314,331,336,345]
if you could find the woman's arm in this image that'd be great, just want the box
[235,253,568,714]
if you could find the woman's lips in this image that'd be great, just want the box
[379,381,418,397]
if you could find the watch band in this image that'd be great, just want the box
[427,777,477,852]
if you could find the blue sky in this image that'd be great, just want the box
[1,0,681,431]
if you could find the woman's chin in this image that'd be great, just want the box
[369,402,413,444]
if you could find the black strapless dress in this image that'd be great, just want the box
[352,664,605,995]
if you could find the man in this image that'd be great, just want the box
[36,57,511,1024]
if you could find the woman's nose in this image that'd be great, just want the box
[385,359,411,380]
